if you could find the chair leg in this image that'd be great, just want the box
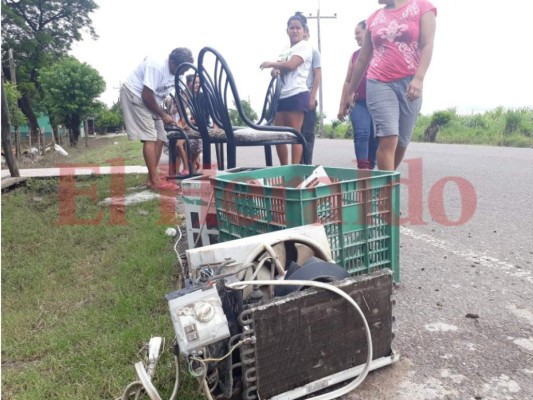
[201,139,212,171]
[168,137,177,179]
[301,139,309,165]
[215,143,225,170]
[184,138,193,177]
[227,144,236,170]
[264,145,273,166]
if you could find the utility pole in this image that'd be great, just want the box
[307,2,337,137]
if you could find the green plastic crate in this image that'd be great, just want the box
[212,165,401,282]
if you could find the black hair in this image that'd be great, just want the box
[169,47,194,65]
[288,11,308,28]
[357,20,367,30]
[186,73,196,86]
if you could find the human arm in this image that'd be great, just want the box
[340,33,373,119]
[260,54,304,73]
[406,10,436,100]
[142,86,176,125]
[309,66,321,110]
[337,56,355,121]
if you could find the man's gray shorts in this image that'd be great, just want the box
[366,77,422,147]
[120,85,167,142]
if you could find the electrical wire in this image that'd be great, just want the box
[226,279,373,400]
[134,361,163,400]
[172,221,191,286]
[260,243,286,276]
[186,339,252,400]
[118,337,180,400]
[119,350,182,400]
[248,257,272,281]
[120,381,144,400]
[172,222,183,259]
[168,354,180,400]
[200,261,256,283]
[190,338,250,364]
[238,238,335,298]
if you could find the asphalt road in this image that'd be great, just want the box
[211,140,533,399]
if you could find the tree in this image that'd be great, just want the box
[3,80,27,127]
[95,104,123,134]
[39,57,105,146]
[1,0,99,141]
[1,71,19,177]
[229,100,258,126]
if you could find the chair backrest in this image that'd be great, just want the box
[197,47,256,134]
[257,75,281,126]
[174,62,210,135]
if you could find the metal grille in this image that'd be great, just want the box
[239,270,394,399]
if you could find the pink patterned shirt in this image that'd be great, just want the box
[366,0,437,82]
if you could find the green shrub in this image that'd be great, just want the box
[504,109,523,134]
[323,106,532,147]
[323,120,350,139]
[500,134,533,148]
[462,114,489,129]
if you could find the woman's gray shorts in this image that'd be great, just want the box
[366,77,422,147]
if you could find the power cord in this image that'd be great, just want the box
[119,337,173,400]
[172,220,190,286]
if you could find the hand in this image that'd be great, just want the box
[162,114,176,126]
[308,99,316,110]
[406,77,423,100]
[337,106,350,121]
[338,94,354,121]
[259,61,272,70]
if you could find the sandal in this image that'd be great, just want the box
[148,181,181,193]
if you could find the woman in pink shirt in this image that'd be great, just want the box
[340,0,437,171]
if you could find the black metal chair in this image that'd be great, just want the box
[197,46,308,170]
[257,73,281,126]
[165,62,228,176]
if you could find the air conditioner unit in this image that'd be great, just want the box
[165,224,397,399]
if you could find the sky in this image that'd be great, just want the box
[71,0,533,122]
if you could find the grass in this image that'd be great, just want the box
[1,139,205,399]
[411,108,533,147]
[324,106,533,148]
[76,136,146,166]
